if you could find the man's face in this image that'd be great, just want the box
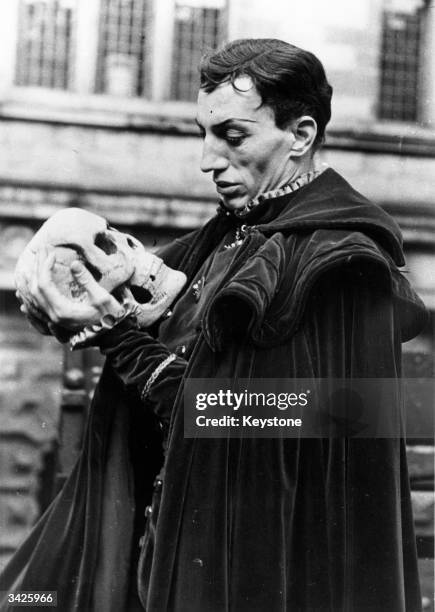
[196,79,297,211]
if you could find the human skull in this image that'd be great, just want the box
[15,208,186,330]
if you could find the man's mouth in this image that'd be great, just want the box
[215,181,240,196]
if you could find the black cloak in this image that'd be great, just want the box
[0,169,427,611]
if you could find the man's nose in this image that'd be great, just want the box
[200,138,229,174]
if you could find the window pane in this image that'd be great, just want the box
[171,2,226,101]
[378,4,425,122]
[15,0,76,90]
[96,0,152,97]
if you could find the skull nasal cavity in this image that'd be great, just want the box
[95,232,118,255]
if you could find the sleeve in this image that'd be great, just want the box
[98,319,187,426]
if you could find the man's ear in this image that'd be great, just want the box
[288,116,318,157]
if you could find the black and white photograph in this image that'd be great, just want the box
[0,0,434,610]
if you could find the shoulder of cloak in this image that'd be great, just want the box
[202,228,428,350]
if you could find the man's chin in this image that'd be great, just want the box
[219,193,249,212]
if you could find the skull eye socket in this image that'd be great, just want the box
[94,232,117,255]
[130,285,152,304]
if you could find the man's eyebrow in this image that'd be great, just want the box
[195,117,258,129]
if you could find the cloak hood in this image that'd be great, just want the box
[220,168,405,265]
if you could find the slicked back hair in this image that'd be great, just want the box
[199,38,333,149]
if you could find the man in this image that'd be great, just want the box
[1,39,427,611]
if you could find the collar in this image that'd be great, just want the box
[217,165,327,220]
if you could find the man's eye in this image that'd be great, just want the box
[225,132,245,146]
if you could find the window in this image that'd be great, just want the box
[95,0,152,97]
[6,0,227,105]
[378,0,427,122]
[15,0,76,90]
[171,0,226,101]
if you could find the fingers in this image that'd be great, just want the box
[71,261,125,317]
[70,261,107,303]
[20,303,52,335]
[119,286,134,301]
[17,290,51,323]
[19,301,72,342]
[30,248,94,328]
[17,288,52,335]
[22,247,124,331]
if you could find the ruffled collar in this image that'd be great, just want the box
[217,165,327,221]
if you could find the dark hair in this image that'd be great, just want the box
[199,38,333,148]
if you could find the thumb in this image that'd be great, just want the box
[70,260,106,299]
[70,260,93,284]
[70,260,120,315]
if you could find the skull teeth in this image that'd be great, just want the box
[70,326,98,348]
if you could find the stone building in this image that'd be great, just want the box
[0,0,433,597]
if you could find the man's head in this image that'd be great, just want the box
[196,38,333,211]
[200,38,332,148]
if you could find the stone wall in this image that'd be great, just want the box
[0,293,62,570]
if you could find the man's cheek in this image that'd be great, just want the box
[236,152,264,175]
[252,155,273,181]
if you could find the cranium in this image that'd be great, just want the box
[15,208,186,333]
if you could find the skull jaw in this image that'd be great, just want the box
[133,265,186,327]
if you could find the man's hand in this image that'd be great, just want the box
[18,300,74,343]
[23,247,125,332]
